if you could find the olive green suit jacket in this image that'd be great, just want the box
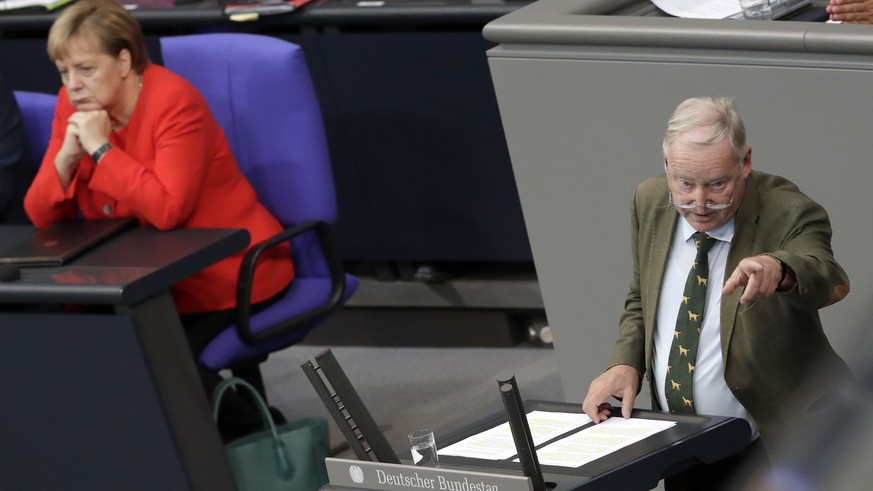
[608,170,850,443]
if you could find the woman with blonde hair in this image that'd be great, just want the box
[25,0,295,439]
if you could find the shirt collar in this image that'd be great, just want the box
[680,216,735,244]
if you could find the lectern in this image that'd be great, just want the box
[321,402,751,491]
[0,225,249,490]
[431,402,750,491]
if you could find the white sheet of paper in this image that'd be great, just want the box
[438,411,591,460]
[650,0,742,18]
[535,417,676,468]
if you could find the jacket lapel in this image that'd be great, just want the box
[721,172,760,361]
[644,201,678,374]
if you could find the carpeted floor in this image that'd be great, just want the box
[259,345,565,457]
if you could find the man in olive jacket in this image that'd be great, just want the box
[582,97,850,490]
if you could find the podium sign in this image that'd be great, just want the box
[325,457,533,491]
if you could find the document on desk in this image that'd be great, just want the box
[650,0,742,18]
[439,411,591,460]
[535,417,676,468]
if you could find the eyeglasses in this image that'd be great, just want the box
[667,162,742,210]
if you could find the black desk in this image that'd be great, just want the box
[0,0,528,32]
[0,226,249,491]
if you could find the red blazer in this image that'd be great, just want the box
[24,64,294,314]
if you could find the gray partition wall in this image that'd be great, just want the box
[484,3,873,404]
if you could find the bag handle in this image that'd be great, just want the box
[212,377,294,479]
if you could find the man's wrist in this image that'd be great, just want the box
[762,253,787,288]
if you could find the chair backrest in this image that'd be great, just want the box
[13,91,56,170]
[159,34,337,278]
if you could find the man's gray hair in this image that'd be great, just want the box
[662,97,748,163]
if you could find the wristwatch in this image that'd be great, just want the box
[91,142,113,164]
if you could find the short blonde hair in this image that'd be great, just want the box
[47,0,150,73]
[662,97,747,164]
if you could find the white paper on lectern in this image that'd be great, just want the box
[438,411,591,460]
[651,0,742,18]
[535,417,676,468]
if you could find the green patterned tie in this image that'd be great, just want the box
[665,231,718,414]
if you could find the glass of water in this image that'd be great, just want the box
[408,429,439,467]
[739,0,773,19]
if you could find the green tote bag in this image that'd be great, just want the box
[212,377,330,491]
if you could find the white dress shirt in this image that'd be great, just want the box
[652,217,759,439]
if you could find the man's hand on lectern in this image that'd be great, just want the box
[827,0,873,23]
[582,364,641,423]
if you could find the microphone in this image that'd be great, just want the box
[497,371,547,491]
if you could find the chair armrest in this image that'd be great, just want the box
[235,220,346,345]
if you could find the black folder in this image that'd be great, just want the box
[0,218,136,266]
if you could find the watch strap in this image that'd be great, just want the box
[91,142,113,164]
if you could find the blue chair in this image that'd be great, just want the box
[160,33,358,396]
[12,91,56,170]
